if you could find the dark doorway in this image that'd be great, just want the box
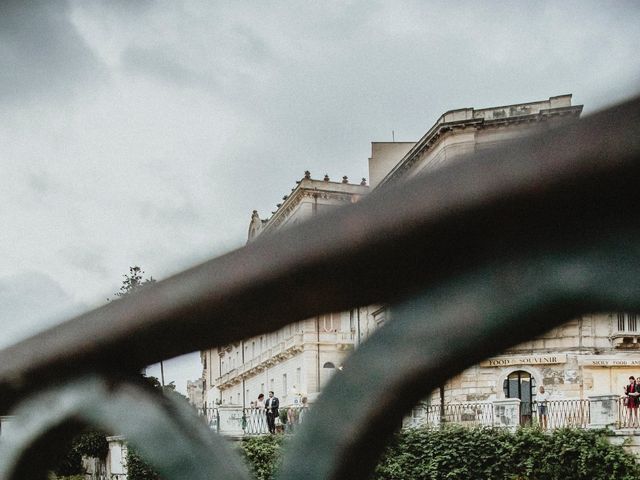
[503,370,536,425]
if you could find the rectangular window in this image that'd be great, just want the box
[261,383,265,394]
[283,373,288,395]
[296,367,301,388]
[252,341,256,358]
[246,389,250,403]
[237,393,241,404]
[373,308,386,327]
[618,313,626,331]
[630,314,638,332]
[270,378,274,392]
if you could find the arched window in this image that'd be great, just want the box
[503,370,536,425]
[323,362,335,369]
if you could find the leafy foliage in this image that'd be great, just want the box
[240,435,285,480]
[72,430,109,459]
[51,446,83,477]
[126,447,161,480]
[373,426,640,480]
[51,430,109,477]
[240,427,640,480]
[114,265,155,298]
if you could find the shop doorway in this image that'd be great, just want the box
[503,370,536,425]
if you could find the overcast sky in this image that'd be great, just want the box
[2,0,639,393]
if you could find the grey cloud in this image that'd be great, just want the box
[0,271,88,348]
[58,246,108,277]
[27,172,55,196]
[138,198,202,226]
[119,22,275,92]
[0,0,107,104]
[120,45,213,89]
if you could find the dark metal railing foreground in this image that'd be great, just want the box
[0,95,639,479]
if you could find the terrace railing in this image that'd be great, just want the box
[197,405,311,435]
[527,399,590,429]
[0,96,639,480]
[618,397,640,429]
[413,402,494,428]
[410,399,589,430]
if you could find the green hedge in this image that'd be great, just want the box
[240,435,285,480]
[81,426,640,480]
[240,427,640,480]
[126,447,161,480]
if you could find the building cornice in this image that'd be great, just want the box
[379,100,583,188]
[260,177,368,235]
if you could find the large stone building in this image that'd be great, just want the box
[201,175,368,407]
[200,94,639,410]
[186,377,205,410]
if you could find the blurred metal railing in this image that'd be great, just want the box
[0,96,639,480]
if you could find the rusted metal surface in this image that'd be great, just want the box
[0,96,639,478]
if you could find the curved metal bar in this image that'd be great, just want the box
[0,377,250,480]
[0,97,638,410]
[278,232,640,480]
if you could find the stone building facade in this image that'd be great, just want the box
[442,313,640,406]
[186,378,205,410]
[201,176,368,407]
[200,94,640,409]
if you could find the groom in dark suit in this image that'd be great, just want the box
[265,391,280,434]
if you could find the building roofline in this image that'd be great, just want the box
[254,173,369,237]
[378,95,582,188]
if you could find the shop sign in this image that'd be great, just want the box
[480,354,567,367]
[578,356,640,367]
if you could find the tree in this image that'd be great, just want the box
[52,266,172,480]
[113,266,167,385]
[115,266,155,297]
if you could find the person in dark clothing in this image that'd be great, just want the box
[625,376,639,428]
[265,391,280,434]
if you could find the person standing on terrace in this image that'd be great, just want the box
[624,376,639,428]
[537,386,550,430]
[265,391,279,434]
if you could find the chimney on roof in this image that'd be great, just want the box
[324,174,329,181]
[342,176,348,184]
